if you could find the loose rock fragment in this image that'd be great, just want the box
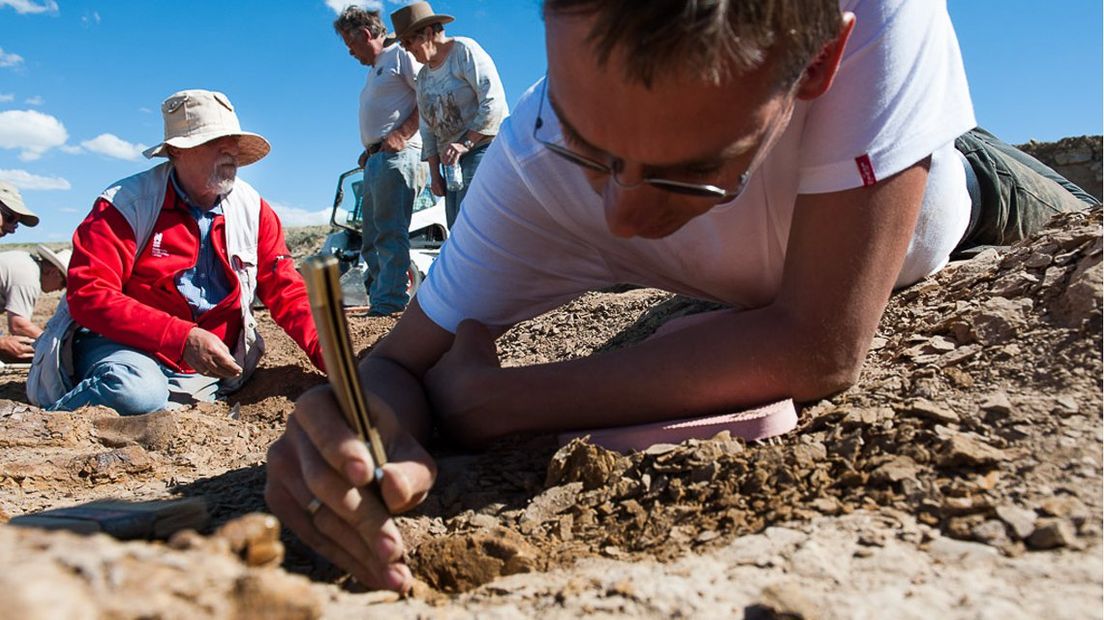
[1027,519,1077,550]
[750,582,822,620]
[936,433,1005,468]
[905,399,961,425]
[979,392,1014,417]
[995,505,1037,540]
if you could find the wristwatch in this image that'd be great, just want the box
[461,137,475,150]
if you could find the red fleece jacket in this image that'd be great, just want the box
[67,182,323,373]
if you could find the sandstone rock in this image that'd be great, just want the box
[995,505,1037,540]
[1053,237,1102,328]
[972,519,1010,547]
[1026,518,1076,550]
[546,439,626,490]
[979,392,1014,417]
[1038,495,1089,525]
[870,456,920,484]
[927,536,999,562]
[93,410,178,451]
[750,581,822,620]
[936,433,1005,468]
[522,482,584,528]
[904,399,960,424]
[415,528,538,593]
[968,297,1033,346]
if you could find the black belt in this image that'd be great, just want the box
[365,143,383,157]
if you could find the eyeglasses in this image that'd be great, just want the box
[532,77,750,202]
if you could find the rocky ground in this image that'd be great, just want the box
[0,204,1099,618]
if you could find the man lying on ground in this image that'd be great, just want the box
[28,89,323,414]
[265,0,1098,591]
[0,245,69,361]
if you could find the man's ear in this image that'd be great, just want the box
[795,12,856,101]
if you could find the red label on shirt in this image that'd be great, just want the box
[855,154,877,187]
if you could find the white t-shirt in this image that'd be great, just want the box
[418,0,977,332]
[0,251,41,323]
[359,43,423,149]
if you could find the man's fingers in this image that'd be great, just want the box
[378,435,436,513]
[453,319,499,359]
[271,443,393,567]
[266,480,391,589]
[291,387,376,487]
[268,423,412,591]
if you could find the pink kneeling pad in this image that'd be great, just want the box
[558,399,798,454]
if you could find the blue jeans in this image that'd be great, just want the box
[48,331,219,416]
[954,127,1099,254]
[362,144,423,313]
[444,142,491,229]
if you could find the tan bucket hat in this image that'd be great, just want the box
[0,180,40,227]
[142,89,271,166]
[35,244,71,277]
[391,1,454,39]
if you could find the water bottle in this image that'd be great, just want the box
[443,162,464,192]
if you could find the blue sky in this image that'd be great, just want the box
[0,0,1100,243]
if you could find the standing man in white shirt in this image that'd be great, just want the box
[335,6,427,316]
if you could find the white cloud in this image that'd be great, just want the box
[0,93,13,103]
[325,0,383,14]
[0,48,24,68]
[0,168,70,190]
[268,200,340,227]
[0,0,59,14]
[0,109,67,160]
[59,144,83,154]
[80,133,148,161]
[24,95,43,106]
[138,106,153,114]
[81,10,100,25]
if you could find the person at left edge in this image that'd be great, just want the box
[27,89,324,415]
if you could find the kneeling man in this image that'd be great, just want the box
[28,89,323,414]
[0,245,70,360]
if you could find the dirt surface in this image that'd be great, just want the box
[0,208,1100,619]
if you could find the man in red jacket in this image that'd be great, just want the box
[30,89,323,415]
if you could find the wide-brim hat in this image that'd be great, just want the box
[0,181,39,227]
[35,244,71,277]
[142,89,271,167]
[391,1,454,40]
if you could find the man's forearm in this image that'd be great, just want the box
[396,108,420,141]
[8,314,41,339]
[427,154,442,175]
[468,305,821,444]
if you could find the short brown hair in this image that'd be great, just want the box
[333,5,387,38]
[543,0,841,89]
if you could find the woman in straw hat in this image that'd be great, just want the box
[391,1,508,229]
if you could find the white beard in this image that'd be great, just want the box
[208,162,237,196]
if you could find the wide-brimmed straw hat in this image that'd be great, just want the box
[0,181,39,227]
[35,244,71,277]
[390,1,454,39]
[142,89,271,166]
